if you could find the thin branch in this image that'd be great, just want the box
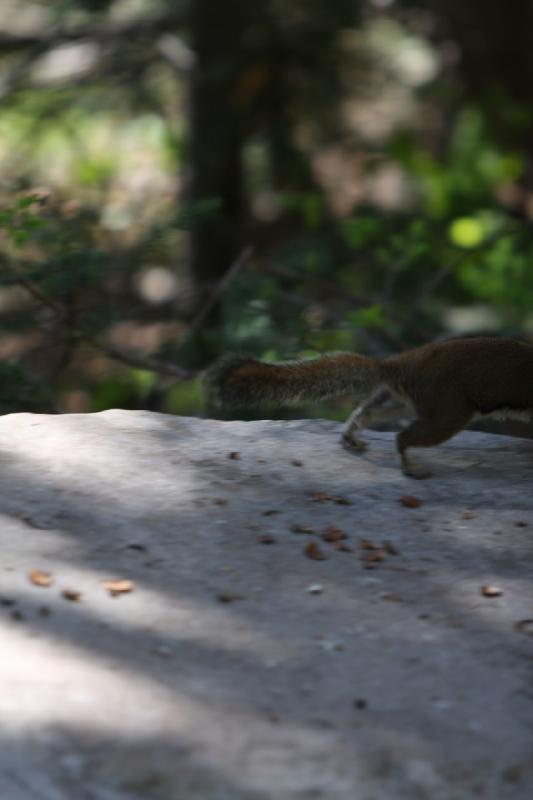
[84,339,197,380]
[170,245,253,360]
[137,246,254,403]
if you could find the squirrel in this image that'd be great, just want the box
[208,336,533,479]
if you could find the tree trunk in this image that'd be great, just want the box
[188,0,249,322]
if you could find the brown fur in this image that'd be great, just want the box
[208,338,533,478]
[208,352,381,407]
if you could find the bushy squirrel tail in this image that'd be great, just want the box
[207,353,382,407]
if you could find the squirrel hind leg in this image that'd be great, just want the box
[397,405,473,479]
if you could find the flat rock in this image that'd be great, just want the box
[0,410,532,799]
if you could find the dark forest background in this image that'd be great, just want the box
[1,0,533,426]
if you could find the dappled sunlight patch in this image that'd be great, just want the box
[0,619,206,735]
[0,410,201,514]
[2,558,294,665]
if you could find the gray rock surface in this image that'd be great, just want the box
[0,409,532,799]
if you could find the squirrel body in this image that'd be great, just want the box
[209,337,533,478]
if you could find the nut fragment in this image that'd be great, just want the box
[28,570,54,588]
[359,539,379,551]
[103,578,134,597]
[61,589,82,602]
[481,584,502,598]
[217,592,243,603]
[310,491,331,503]
[399,495,422,508]
[257,535,276,545]
[321,525,346,543]
[333,496,352,506]
[304,542,327,561]
[290,524,315,535]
